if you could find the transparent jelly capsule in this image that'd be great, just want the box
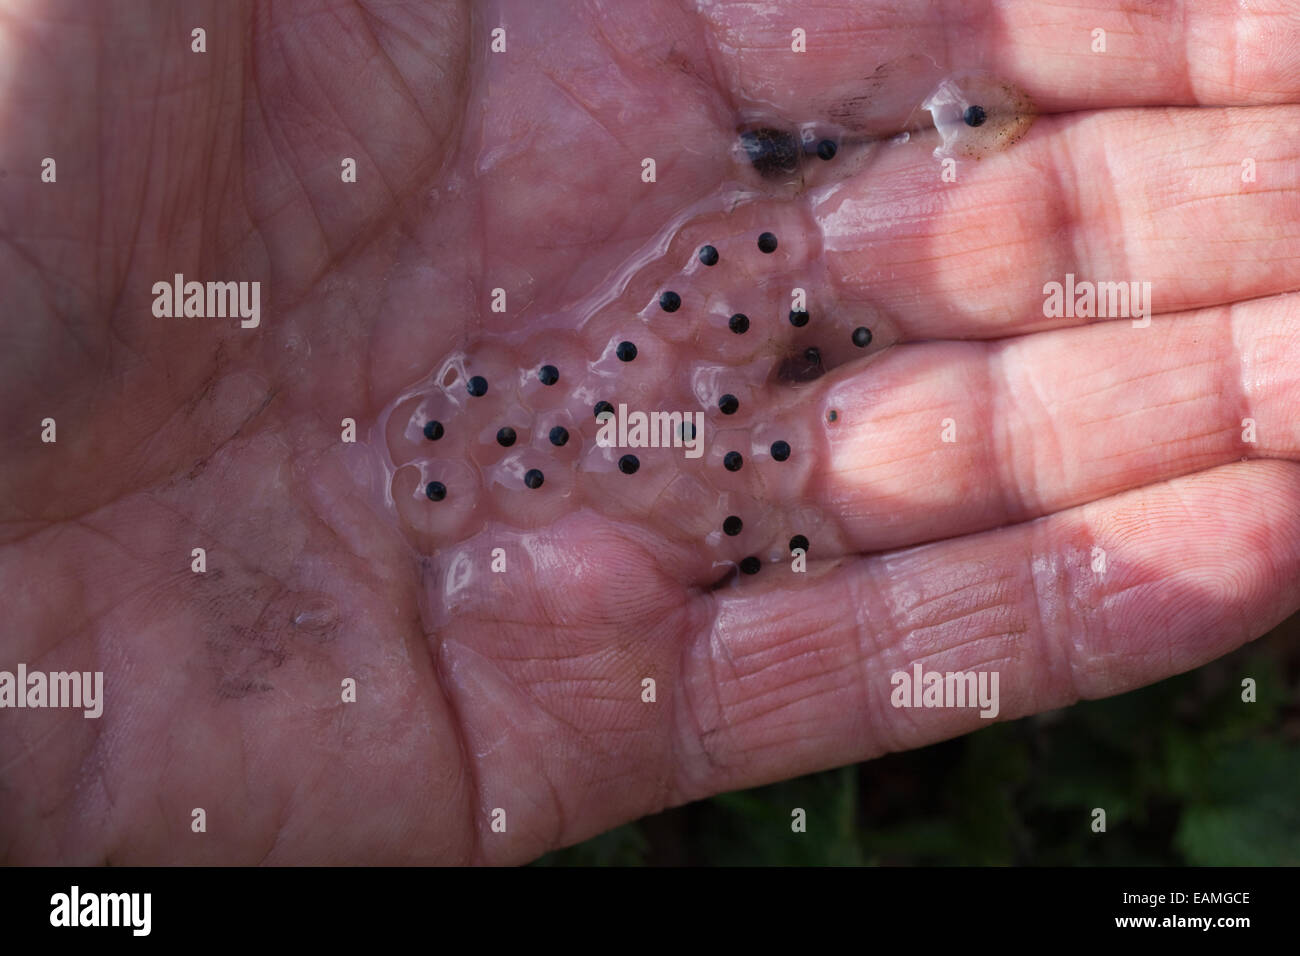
[920,70,1035,160]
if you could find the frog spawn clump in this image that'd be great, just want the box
[390,233,848,583]
[386,68,1034,582]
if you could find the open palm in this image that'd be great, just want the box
[2,0,1298,864]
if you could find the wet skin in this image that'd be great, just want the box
[2,0,1300,865]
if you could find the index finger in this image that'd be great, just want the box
[699,0,1299,128]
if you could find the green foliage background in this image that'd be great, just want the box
[536,615,1300,866]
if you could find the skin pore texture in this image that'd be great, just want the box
[1,0,1300,865]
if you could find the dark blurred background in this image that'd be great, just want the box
[535,613,1300,865]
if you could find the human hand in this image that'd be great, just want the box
[2,0,1297,864]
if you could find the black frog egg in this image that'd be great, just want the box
[921,70,1035,160]
[734,125,801,180]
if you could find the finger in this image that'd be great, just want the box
[698,0,1300,127]
[817,104,1300,340]
[800,291,1300,556]
[669,459,1300,800]
[644,290,1299,568]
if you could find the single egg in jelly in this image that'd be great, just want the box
[920,69,1035,160]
